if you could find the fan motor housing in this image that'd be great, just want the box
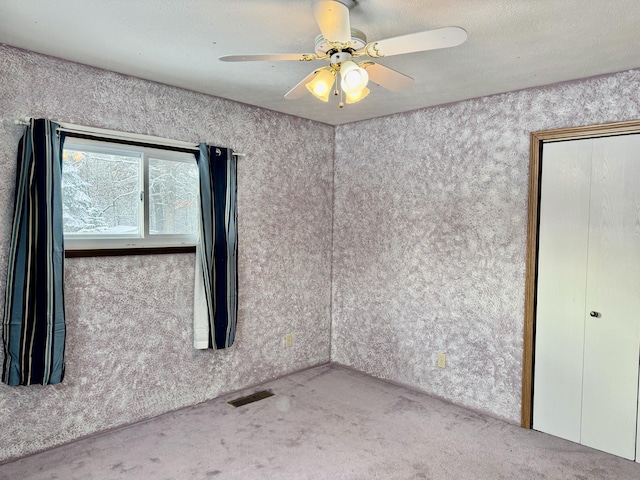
[314,28,367,56]
[334,0,357,9]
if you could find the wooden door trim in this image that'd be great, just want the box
[521,119,640,428]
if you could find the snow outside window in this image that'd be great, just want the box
[61,137,199,249]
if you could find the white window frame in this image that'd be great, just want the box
[62,136,199,250]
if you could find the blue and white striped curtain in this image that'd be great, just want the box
[2,119,66,385]
[194,144,238,349]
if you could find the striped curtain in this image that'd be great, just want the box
[2,119,66,386]
[193,144,238,349]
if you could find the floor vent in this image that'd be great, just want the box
[228,390,274,407]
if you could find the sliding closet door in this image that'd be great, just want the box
[580,135,640,460]
[532,139,592,442]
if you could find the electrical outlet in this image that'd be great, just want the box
[284,334,293,348]
[437,353,446,368]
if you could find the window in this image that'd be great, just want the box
[61,137,199,250]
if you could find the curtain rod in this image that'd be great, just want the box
[13,118,246,157]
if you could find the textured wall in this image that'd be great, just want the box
[0,45,333,461]
[331,69,640,423]
[3,41,640,463]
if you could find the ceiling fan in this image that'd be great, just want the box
[219,0,467,107]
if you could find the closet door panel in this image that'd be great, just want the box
[532,139,592,441]
[581,135,640,460]
[637,391,640,463]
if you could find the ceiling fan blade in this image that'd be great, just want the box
[284,70,321,99]
[360,62,414,92]
[365,26,467,58]
[220,53,316,62]
[312,0,351,44]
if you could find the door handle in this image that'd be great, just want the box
[589,311,601,318]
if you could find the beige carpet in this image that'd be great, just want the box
[1,364,639,479]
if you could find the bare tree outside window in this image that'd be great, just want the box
[60,139,198,249]
[62,149,140,234]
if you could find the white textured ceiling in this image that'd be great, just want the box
[1,0,640,126]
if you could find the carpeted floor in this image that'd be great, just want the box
[1,364,639,479]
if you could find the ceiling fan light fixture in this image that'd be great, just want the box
[222,0,467,112]
[345,86,370,104]
[305,67,336,102]
[339,60,369,94]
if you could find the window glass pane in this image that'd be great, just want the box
[62,148,141,235]
[60,137,198,249]
[148,158,199,235]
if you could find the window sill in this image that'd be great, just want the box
[65,245,196,258]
